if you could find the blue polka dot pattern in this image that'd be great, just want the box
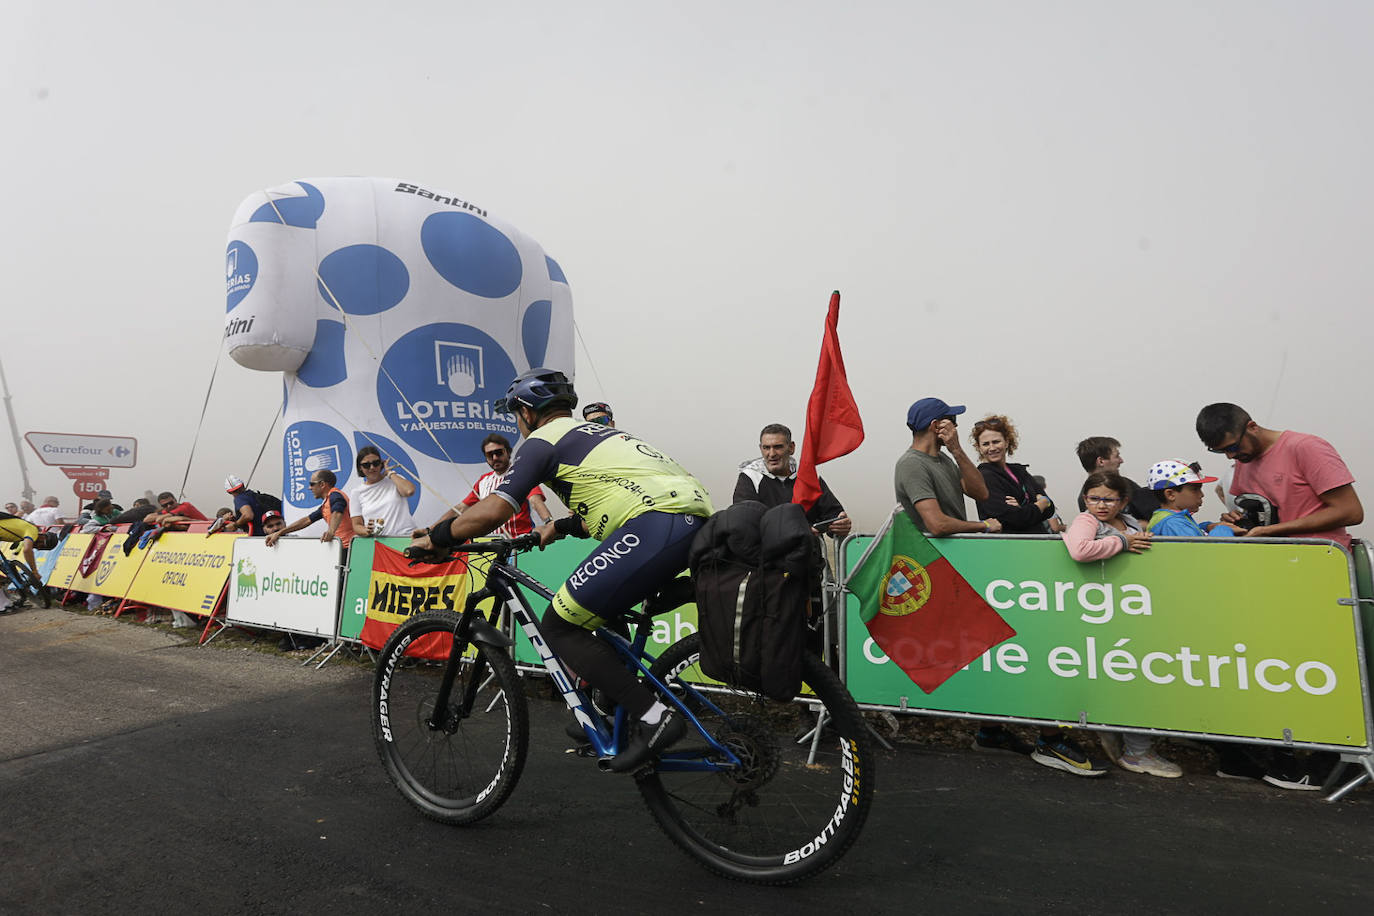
[546,256,567,284]
[522,300,552,368]
[317,244,410,315]
[420,212,522,298]
[250,181,325,229]
[296,319,348,388]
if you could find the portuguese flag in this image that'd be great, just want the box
[848,509,1015,693]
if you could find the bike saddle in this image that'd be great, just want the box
[643,575,695,615]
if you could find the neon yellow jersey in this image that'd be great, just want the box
[494,417,713,540]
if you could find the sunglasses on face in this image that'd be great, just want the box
[159,502,176,510]
[360,460,383,469]
[484,448,508,459]
[1207,430,1247,455]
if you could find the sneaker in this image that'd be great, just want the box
[1098,732,1123,766]
[608,709,686,774]
[1262,749,1322,791]
[1031,735,1108,777]
[1117,748,1182,778]
[972,726,1034,756]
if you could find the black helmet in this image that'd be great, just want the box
[493,368,577,415]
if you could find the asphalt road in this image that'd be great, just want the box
[3,607,1373,915]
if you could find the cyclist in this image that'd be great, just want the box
[0,511,44,585]
[411,368,713,772]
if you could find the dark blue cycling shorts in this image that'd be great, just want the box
[550,511,702,628]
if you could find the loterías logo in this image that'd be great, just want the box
[226,241,258,311]
[376,322,519,460]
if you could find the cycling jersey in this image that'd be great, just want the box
[494,418,712,541]
[0,512,38,545]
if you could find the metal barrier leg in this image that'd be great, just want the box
[310,642,345,669]
[1324,754,1374,803]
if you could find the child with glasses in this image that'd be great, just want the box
[1063,471,1181,778]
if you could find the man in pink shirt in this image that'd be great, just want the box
[1196,403,1362,549]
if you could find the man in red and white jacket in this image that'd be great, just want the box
[429,434,552,538]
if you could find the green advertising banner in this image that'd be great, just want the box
[844,533,1369,748]
[339,537,700,664]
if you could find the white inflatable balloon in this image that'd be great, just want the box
[225,177,574,526]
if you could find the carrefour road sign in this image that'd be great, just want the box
[25,431,138,468]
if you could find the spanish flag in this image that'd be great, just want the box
[358,542,471,657]
[848,509,1015,693]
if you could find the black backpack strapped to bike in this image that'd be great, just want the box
[688,501,822,702]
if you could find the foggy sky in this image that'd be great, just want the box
[3,1,1371,536]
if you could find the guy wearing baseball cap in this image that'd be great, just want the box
[1143,460,1240,537]
[895,397,1000,536]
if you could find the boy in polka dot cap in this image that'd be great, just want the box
[1144,460,1242,537]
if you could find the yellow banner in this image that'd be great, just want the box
[125,532,243,615]
[68,534,151,599]
[45,534,92,590]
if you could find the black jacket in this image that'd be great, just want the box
[975,462,1055,533]
[733,457,845,533]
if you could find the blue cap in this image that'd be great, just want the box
[906,398,966,432]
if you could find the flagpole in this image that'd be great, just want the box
[0,351,35,502]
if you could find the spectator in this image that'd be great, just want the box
[1074,437,1156,522]
[1062,471,1180,778]
[4,502,18,515]
[969,415,1063,534]
[146,491,209,530]
[18,499,35,517]
[348,446,417,538]
[262,510,285,535]
[1196,402,1363,791]
[81,498,119,530]
[582,402,615,427]
[428,434,551,538]
[1196,403,1363,548]
[1142,461,1240,537]
[895,398,999,536]
[733,423,851,537]
[265,469,353,547]
[109,498,157,525]
[898,399,1099,775]
[224,474,267,535]
[25,496,65,528]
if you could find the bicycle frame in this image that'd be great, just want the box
[427,543,743,772]
[0,548,40,598]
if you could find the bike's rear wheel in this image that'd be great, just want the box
[373,610,528,825]
[639,633,874,884]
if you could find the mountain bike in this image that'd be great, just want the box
[0,542,52,610]
[371,534,875,885]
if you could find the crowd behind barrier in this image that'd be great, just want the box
[10,520,1374,796]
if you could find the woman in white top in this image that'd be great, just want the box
[349,446,418,537]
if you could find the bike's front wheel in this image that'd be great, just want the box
[372,610,528,825]
[639,633,875,885]
[7,561,50,608]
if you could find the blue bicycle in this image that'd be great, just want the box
[0,540,51,610]
[370,535,875,884]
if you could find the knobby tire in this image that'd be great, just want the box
[372,610,528,825]
[638,633,875,884]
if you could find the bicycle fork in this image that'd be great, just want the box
[425,586,513,732]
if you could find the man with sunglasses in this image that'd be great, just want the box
[431,434,552,538]
[582,402,614,427]
[146,491,209,531]
[1196,403,1362,548]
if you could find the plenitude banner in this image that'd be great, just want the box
[124,532,243,617]
[226,538,342,637]
[843,535,1368,748]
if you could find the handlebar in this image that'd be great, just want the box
[404,532,543,564]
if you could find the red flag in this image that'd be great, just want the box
[794,291,864,510]
[358,543,472,657]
